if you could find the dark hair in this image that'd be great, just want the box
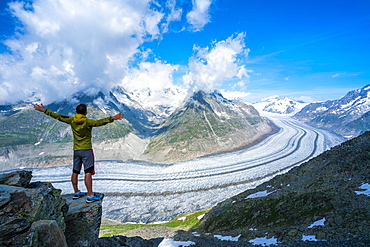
[76,104,87,114]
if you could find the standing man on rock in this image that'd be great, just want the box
[34,103,124,202]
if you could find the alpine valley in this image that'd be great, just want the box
[0,87,275,169]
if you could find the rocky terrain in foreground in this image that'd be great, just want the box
[186,130,370,246]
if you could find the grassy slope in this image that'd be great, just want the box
[99,209,210,238]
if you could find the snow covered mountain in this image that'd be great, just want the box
[0,88,275,167]
[140,90,275,163]
[253,96,308,115]
[295,84,370,138]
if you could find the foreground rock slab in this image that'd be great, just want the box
[62,194,103,247]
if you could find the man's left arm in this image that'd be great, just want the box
[89,113,124,127]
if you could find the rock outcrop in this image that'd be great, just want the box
[192,130,370,245]
[62,194,103,247]
[0,170,103,247]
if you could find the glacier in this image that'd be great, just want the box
[29,114,344,223]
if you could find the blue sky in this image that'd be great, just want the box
[0,0,369,104]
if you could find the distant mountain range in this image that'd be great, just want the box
[294,84,370,138]
[0,88,275,167]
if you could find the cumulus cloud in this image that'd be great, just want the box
[0,0,232,106]
[0,0,165,104]
[186,0,212,31]
[183,33,251,97]
[120,61,183,107]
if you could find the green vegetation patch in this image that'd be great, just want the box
[99,209,210,237]
[0,132,38,147]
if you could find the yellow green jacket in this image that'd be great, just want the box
[43,109,114,150]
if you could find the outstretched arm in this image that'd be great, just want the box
[112,113,124,120]
[34,103,46,112]
[34,103,72,124]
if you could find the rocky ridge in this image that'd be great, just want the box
[188,130,370,246]
[294,84,370,138]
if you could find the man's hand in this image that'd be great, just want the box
[112,113,124,120]
[34,103,46,112]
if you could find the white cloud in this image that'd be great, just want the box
[183,33,251,97]
[220,90,251,100]
[120,61,184,107]
[0,0,182,104]
[186,0,212,31]
[332,72,345,78]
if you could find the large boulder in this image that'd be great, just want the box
[0,170,32,187]
[63,194,103,247]
[0,181,68,246]
[30,220,68,247]
[0,170,106,247]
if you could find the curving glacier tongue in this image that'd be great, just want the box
[29,115,344,223]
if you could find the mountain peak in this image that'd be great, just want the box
[253,96,308,115]
[295,84,370,138]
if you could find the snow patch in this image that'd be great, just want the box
[302,235,326,242]
[249,236,279,246]
[34,139,43,146]
[214,234,241,242]
[197,214,205,220]
[246,190,277,199]
[308,218,326,228]
[158,238,195,247]
[355,183,370,196]
[177,216,186,221]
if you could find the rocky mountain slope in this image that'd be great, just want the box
[294,84,370,138]
[0,89,275,167]
[191,129,370,245]
[140,91,275,163]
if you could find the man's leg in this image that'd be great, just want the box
[71,172,79,193]
[72,151,83,194]
[85,172,93,196]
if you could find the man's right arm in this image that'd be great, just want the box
[34,103,72,124]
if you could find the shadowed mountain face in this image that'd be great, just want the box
[294,84,370,138]
[193,129,370,245]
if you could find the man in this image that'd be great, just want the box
[34,103,124,203]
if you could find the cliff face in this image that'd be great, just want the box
[0,170,102,247]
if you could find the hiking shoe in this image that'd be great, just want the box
[73,191,87,199]
[86,193,104,203]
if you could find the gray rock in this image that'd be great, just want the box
[97,235,163,247]
[0,170,32,187]
[63,194,103,247]
[0,191,11,208]
[30,220,68,247]
[0,181,67,246]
